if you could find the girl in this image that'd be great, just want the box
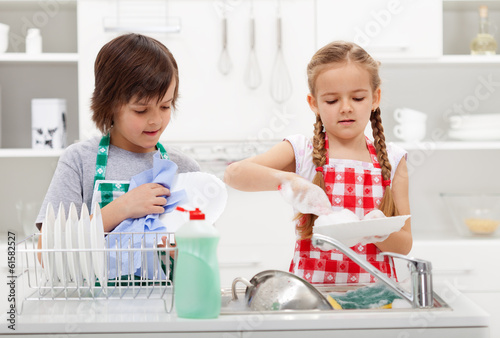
[35,33,199,233]
[224,41,411,284]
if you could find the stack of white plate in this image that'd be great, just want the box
[448,114,500,141]
[41,202,106,288]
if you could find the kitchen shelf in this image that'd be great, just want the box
[0,0,76,3]
[394,141,500,150]
[2,140,499,159]
[0,53,78,63]
[381,55,500,65]
[443,0,500,11]
[0,148,63,158]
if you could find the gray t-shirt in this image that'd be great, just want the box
[35,136,200,230]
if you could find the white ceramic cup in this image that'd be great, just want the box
[394,107,427,124]
[0,23,10,53]
[394,122,426,142]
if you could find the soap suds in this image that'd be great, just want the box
[278,176,332,216]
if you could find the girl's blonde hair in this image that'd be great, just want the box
[297,41,398,239]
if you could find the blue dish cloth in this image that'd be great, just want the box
[107,151,186,280]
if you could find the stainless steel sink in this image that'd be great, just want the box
[220,284,451,315]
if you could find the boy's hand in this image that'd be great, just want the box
[279,176,332,216]
[116,183,171,219]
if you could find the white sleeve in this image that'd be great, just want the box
[387,142,408,180]
[283,134,316,182]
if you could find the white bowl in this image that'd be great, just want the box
[441,193,500,237]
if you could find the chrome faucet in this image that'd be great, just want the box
[311,234,434,308]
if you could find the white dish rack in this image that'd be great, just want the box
[15,232,176,314]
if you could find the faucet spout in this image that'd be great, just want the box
[311,234,433,308]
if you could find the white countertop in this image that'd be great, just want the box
[0,282,489,335]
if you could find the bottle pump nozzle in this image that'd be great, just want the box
[176,206,206,220]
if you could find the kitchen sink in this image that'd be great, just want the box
[220,284,451,315]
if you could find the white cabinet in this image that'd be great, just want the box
[411,240,500,337]
[216,188,296,287]
[315,0,443,58]
[410,240,500,292]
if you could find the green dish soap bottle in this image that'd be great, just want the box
[174,208,221,319]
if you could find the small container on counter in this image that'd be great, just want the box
[174,207,221,319]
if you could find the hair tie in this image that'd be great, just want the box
[315,167,323,173]
[382,179,391,187]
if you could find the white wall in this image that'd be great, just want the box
[78,0,317,142]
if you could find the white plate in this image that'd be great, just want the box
[448,128,500,141]
[90,203,107,287]
[65,203,82,285]
[77,203,94,287]
[314,214,411,247]
[159,172,228,232]
[449,113,500,129]
[53,202,67,285]
[41,202,56,284]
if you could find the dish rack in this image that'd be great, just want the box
[15,232,176,314]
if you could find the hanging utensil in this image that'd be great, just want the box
[270,0,292,103]
[218,1,232,75]
[244,0,261,89]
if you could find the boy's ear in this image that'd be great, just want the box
[307,93,318,114]
[372,87,381,110]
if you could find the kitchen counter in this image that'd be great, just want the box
[0,282,490,337]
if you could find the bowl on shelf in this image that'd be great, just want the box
[441,193,500,237]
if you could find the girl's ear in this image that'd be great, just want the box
[372,87,381,110]
[307,93,319,114]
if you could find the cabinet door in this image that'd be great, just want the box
[216,188,296,287]
[316,0,443,58]
[410,240,500,292]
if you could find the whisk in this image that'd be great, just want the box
[244,0,261,89]
[270,0,292,103]
[218,0,232,75]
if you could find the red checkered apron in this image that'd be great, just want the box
[289,137,398,284]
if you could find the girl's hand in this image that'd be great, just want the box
[279,175,332,216]
[116,183,170,220]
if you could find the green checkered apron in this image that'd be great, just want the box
[91,134,173,283]
[91,133,169,210]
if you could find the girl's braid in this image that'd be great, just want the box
[370,108,391,181]
[296,115,328,238]
[312,115,328,169]
[370,107,398,216]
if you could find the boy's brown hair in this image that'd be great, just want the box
[91,33,179,134]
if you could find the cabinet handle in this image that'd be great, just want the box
[219,260,261,268]
[433,268,474,275]
[368,44,410,52]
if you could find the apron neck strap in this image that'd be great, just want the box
[93,134,170,187]
[365,137,381,169]
[156,141,169,160]
[316,135,380,171]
